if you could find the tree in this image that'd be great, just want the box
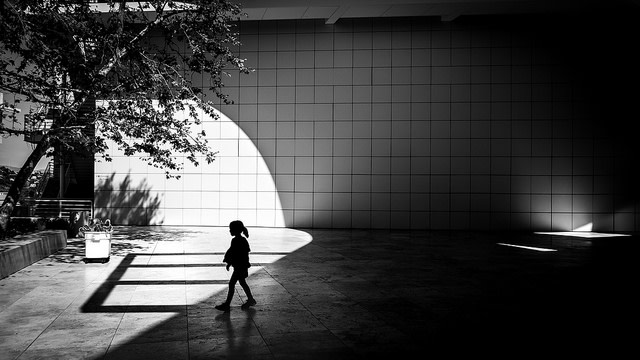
[0,0,250,235]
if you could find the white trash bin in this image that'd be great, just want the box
[84,231,112,263]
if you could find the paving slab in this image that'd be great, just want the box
[1,227,638,359]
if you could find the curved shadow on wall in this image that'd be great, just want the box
[94,107,286,228]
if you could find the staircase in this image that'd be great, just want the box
[14,96,96,218]
[13,161,93,219]
[35,161,54,199]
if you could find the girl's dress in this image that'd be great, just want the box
[223,235,251,278]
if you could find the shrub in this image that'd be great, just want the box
[0,217,70,240]
[46,217,70,231]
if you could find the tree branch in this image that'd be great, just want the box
[97,6,189,77]
[0,126,28,136]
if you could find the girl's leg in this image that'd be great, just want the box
[216,274,238,311]
[238,278,254,301]
[225,274,239,304]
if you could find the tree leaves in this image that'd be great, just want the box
[1,0,249,178]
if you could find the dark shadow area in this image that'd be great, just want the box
[461,13,640,232]
[554,13,640,232]
[411,232,640,357]
[69,227,639,359]
[94,173,163,226]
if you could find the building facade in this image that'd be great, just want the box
[94,12,639,232]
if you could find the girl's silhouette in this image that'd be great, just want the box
[215,220,256,311]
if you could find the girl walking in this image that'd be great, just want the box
[215,220,257,311]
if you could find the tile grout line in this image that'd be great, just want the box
[250,265,282,359]
[181,238,191,360]
[265,259,359,356]
[15,260,121,360]
[101,240,159,359]
[294,245,411,356]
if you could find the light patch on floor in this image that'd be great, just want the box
[97,227,313,310]
[497,243,557,252]
[534,231,631,238]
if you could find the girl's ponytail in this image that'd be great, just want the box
[230,220,249,238]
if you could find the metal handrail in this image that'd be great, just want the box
[29,199,93,218]
[62,162,73,197]
[34,160,54,199]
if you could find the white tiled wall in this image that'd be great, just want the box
[95,16,638,232]
[94,107,286,227]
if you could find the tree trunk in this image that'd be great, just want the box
[0,136,51,236]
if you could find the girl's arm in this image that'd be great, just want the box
[223,248,232,269]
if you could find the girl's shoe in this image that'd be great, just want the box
[215,303,231,311]
[241,298,257,309]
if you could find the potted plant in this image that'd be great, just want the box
[80,218,113,263]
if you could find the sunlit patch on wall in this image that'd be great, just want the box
[572,222,593,232]
[94,103,286,227]
[496,243,557,252]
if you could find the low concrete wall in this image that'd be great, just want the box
[0,230,67,279]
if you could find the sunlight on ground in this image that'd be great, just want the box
[534,232,631,238]
[87,227,313,310]
[496,243,557,252]
[533,222,631,238]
